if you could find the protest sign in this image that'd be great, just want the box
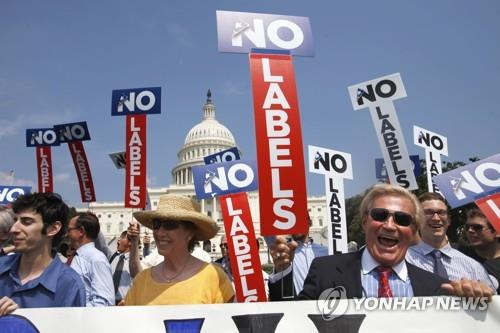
[0,185,31,204]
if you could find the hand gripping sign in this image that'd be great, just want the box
[433,153,500,208]
[308,145,353,254]
[348,73,418,190]
[0,186,31,205]
[111,87,161,208]
[26,128,60,193]
[249,51,309,235]
[198,152,266,302]
[414,126,448,194]
[54,122,95,202]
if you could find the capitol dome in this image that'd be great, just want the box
[171,90,238,186]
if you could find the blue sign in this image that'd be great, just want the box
[375,155,420,181]
[433,153,500,208]
[111,87,161,116]
[204,147,240,165]
[216,10,314,57]
[0,185,32,204]
[26,128,60,147]
[192,160,258,199]
[54,121,91,143]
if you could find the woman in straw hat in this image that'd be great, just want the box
[124,195,234,305]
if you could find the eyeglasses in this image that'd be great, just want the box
[152,219,181,231]
[465,224,488,232]
[369,208,413,227]
[220,243,228,249]
[424,209,448,218]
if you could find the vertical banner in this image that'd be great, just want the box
[308,145,353,254]
[219,193,267,302]
[414,125,448,194]
[68,141,96,202]
[55,121,95,203]
[125,115,147,208]
[348,73,418,190]
[249,52,308,236]
[475,192,500,233]
[36,146,53,193]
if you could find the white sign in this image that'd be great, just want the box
[348,74,417,190]
[308,145,352,254]
[414,125,449,193]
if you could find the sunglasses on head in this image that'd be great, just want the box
[369,208,413,227]
[152,219,181,231]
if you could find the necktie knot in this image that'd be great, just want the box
[431,249,442,259]
[377,266,393,298]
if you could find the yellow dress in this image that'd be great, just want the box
[124,263,234,305]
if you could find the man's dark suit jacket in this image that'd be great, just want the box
[269,251,450,301]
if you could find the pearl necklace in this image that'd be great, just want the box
[163,256,191,283]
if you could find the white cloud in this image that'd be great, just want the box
[53,172,74,183]
[167,23,194,48]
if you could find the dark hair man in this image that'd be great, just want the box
[110,231,132,304]
[406,193,496,290]
[461,208,500,293]
[0,193,85,315]
[269,184,494,301]
[67,212,115,306]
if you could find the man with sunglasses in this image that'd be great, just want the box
[460,209,500,293]
[406,193,496,290]
[271,184,494,300]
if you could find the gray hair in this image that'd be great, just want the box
[0,206,16,235]
[359,183,423,228]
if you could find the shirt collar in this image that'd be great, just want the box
[361,248,409,282]
[76,242,96,255]
[413,241,452,258]
[0,253,63,293]
[0,252,21,275]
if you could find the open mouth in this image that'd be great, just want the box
[378,236,398,247]
[429,223,443,230]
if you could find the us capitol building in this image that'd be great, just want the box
[85,91,327,261]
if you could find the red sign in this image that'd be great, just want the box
[249,52,308,235]
[219,193,267,302]
[475,192,500,233]
[68,141,96,202]
[36,146,53,193]
[125,115,147,208]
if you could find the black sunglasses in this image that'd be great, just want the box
[369,208,413,227]
[152,219,181,231]
[465,224,489,232]
[220,243,228,249]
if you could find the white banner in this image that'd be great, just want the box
[414,125,448,193]
[369,101,418,189]
[10,297,500,332]
[308,145,352,254]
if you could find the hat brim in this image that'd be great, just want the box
[133,210,219,241]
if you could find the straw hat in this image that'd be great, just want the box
[133,194,218,241]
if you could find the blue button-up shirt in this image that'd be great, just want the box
[0,253,85,308]
[70,242,115,306]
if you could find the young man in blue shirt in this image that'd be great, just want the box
[0,192,85,315]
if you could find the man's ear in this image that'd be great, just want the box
[46,221,62,237]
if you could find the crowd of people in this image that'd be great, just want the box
[0,184,498,316]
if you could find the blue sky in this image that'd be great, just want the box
[1,0,499,208]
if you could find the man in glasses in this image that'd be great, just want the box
[67,212,115,306]
[0,193,85,315]
[270,184,494,300]
[460,209,500,292]
[406,193,496,290]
